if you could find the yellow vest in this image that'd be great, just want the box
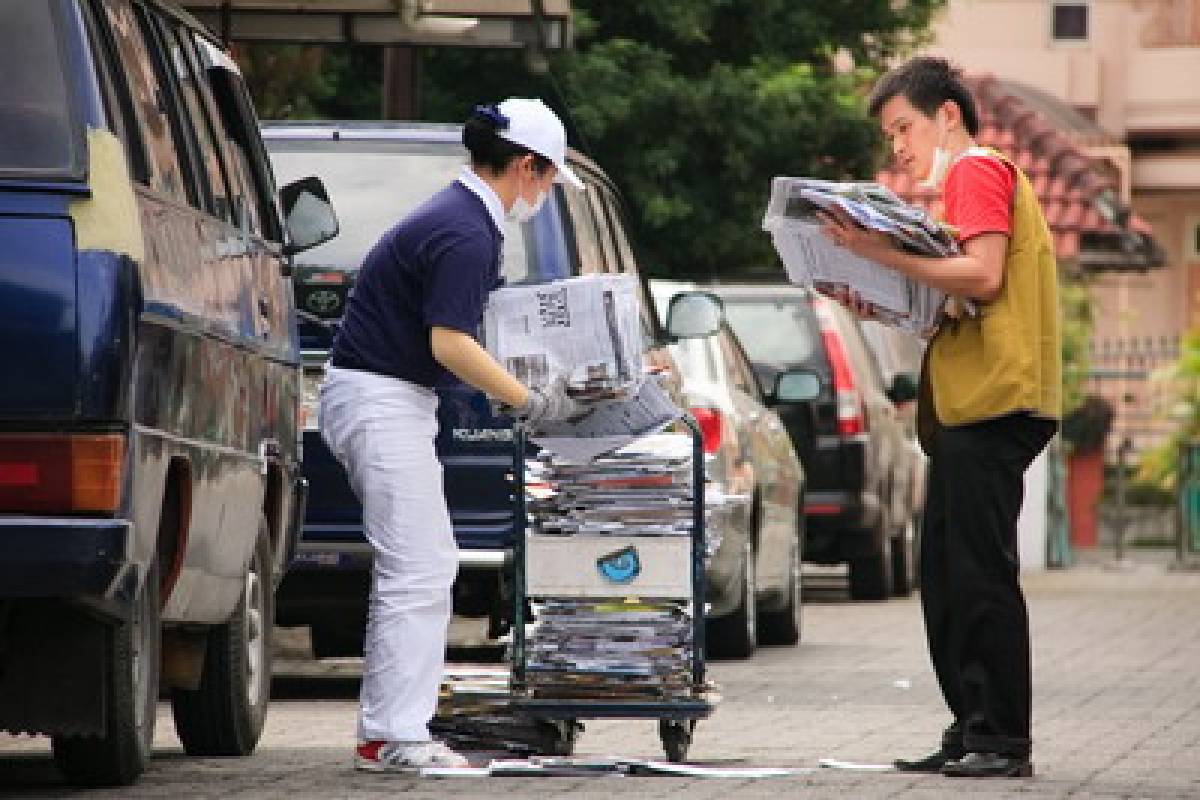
[925,149,1062,427]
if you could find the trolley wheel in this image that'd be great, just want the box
[659,719,694,763]
[534,719,580,756]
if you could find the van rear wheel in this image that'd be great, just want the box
[171,516,273,756]
[52,560,160,787]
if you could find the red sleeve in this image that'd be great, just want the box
[943,154,1016,242]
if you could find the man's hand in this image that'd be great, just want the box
[817,206,895,263]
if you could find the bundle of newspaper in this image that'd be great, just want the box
[432,666,570,755]
[521,433,702,700]
[528,375,683,464]
[483,274,646,404]
[525,432,720,555]
[762,177,970,336]
[524,599,694,699]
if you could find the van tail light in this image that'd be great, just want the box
[813,299,866,437]
[0,434,125,513]
[691,407,723,455]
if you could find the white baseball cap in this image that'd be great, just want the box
[495,98,584,190]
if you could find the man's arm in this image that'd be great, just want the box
[819,207,1007,303]
[430,326,529,407]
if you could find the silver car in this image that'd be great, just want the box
[654,281,807,658]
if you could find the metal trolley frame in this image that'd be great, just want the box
[508,416,714,763]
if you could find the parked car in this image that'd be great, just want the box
[0,1,335,786]
[711,285,918,600]
[264,122,682,657]
[651,280,807,656]
[860,320,929,592]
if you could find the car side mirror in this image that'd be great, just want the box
[774,369,821,403]
[281,176,339,256]
[665,291,724,340]
[887,372,919,404]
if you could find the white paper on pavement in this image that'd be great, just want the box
[483,274,646,402]
[817,758,897,772]
[626,761,817,778]
[530,377,682,463]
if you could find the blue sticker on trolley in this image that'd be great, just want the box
[596,545,641,584]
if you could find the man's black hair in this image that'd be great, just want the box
[462,106,553,176]
[868,57,980,137]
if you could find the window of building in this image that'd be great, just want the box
[1052,2,1089,41]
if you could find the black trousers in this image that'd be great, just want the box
[920,412,1057,758]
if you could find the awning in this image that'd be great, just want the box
[876,75,1165,273]
[180,0,572,49]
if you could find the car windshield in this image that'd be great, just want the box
[0,3,78,178]
[721,298,819,368]
[268,138,538,282]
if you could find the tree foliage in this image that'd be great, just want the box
[235,45,381,121]
[420,0,943,278]
[237,2,943,277]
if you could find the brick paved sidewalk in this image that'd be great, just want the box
[2,554,1199,798]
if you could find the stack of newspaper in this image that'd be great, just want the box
[524,599,694,699]
[433,666,576,754]
[525,432,719,554]
[522,433,700,699]
[483,274,646,403]
[762,177,968,335]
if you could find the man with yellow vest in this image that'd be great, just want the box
[819,57,1061,779]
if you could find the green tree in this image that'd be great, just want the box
[235,45,381,121]
[419,1,943,278]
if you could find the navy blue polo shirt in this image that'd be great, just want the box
[330,182,502,388]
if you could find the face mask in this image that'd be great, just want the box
[509,188,547,223]
[919,116,952,190]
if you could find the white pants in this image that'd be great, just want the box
[319,366,459,743]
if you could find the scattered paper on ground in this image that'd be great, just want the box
[817,758,896,771]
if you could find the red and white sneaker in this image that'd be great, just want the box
[354,740,470,773]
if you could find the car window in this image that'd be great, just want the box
[561,178,607,275]
[721,298,820,369]
[161,22,234,221]
[590,183,662,344]
[102,0,192,203]
[79,0,148,183]
[268,139,541,280]
[198,38,281,241]
[585,185,620,273]
[0,3,79,178]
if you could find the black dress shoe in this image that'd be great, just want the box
[893,747,965,773]
[941,751,1033,778]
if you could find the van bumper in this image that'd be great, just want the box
[0,516,131,600]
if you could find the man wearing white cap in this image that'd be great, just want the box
[320,98,582,772]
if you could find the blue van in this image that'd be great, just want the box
[264,122,681,658]
[0,2,336,786]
